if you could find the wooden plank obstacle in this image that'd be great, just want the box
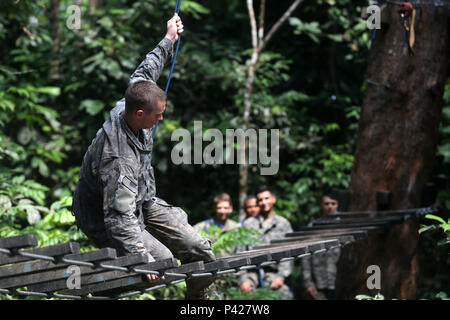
[0,206,437,299]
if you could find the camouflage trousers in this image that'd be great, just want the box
[141,198,215,262]
[143,198,217,299]
[240,269,294,300]
[85,198,216,299]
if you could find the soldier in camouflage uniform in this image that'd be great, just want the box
[194,193,239,259]
[238,186,294,300]
[301,193,341,300]
[71,14,216,299]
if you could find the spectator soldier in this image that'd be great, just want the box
[301,192,341,300]
[238,186,294,299]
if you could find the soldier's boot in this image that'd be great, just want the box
[185,276,216,300]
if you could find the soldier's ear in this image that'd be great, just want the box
[135,109,144,118]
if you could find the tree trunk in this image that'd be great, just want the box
[90,0,100,8]
[48,0,61,80]
[336,3,450,299]
[239,0,303,220]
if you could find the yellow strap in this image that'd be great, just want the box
[409,9,416,55]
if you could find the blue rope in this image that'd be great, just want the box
[152,0,182,140]
[369,29,376,50]
[258,268,265,287]
[174,0,181,13]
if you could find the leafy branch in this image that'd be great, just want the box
[419,214,450,247]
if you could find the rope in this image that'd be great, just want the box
[152,0,182,140]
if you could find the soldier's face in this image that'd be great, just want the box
[256,191,276,215]
[244,198,260,217]
[139,99,166,129]
[321,196,338,216]
[215,201,232,221]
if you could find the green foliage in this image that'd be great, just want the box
[417,222,450,299]
[276,143,354,227]
[437,80,450,165]
[197,226,261,256]
[355,293,385,300]
[119,281,186,301]
[0,171,48,231]
[0,180,91,248]
[416,78,450,300]
[220,281,284,300]
[419,214,450,247]
[434,292,449,300]
[417,213,449,299]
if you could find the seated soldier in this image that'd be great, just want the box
[238,186,294,300]
[301,192,341,300]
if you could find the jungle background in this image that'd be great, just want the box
[0,0,448,300]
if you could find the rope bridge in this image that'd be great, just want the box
[0,205,437,300]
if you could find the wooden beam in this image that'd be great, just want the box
[0,235,38,250]
[0,242,80,266]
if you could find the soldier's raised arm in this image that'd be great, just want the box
[129,14,184,85]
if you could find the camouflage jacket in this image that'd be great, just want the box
[241,212,294,279]
[72,38,174,256]
[301,215,341,289]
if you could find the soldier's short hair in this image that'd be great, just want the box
[125,81,166,114]
[244,195,257,203]
[214,193,232,207]
[321,189,338,202]
[256,185,272,196]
